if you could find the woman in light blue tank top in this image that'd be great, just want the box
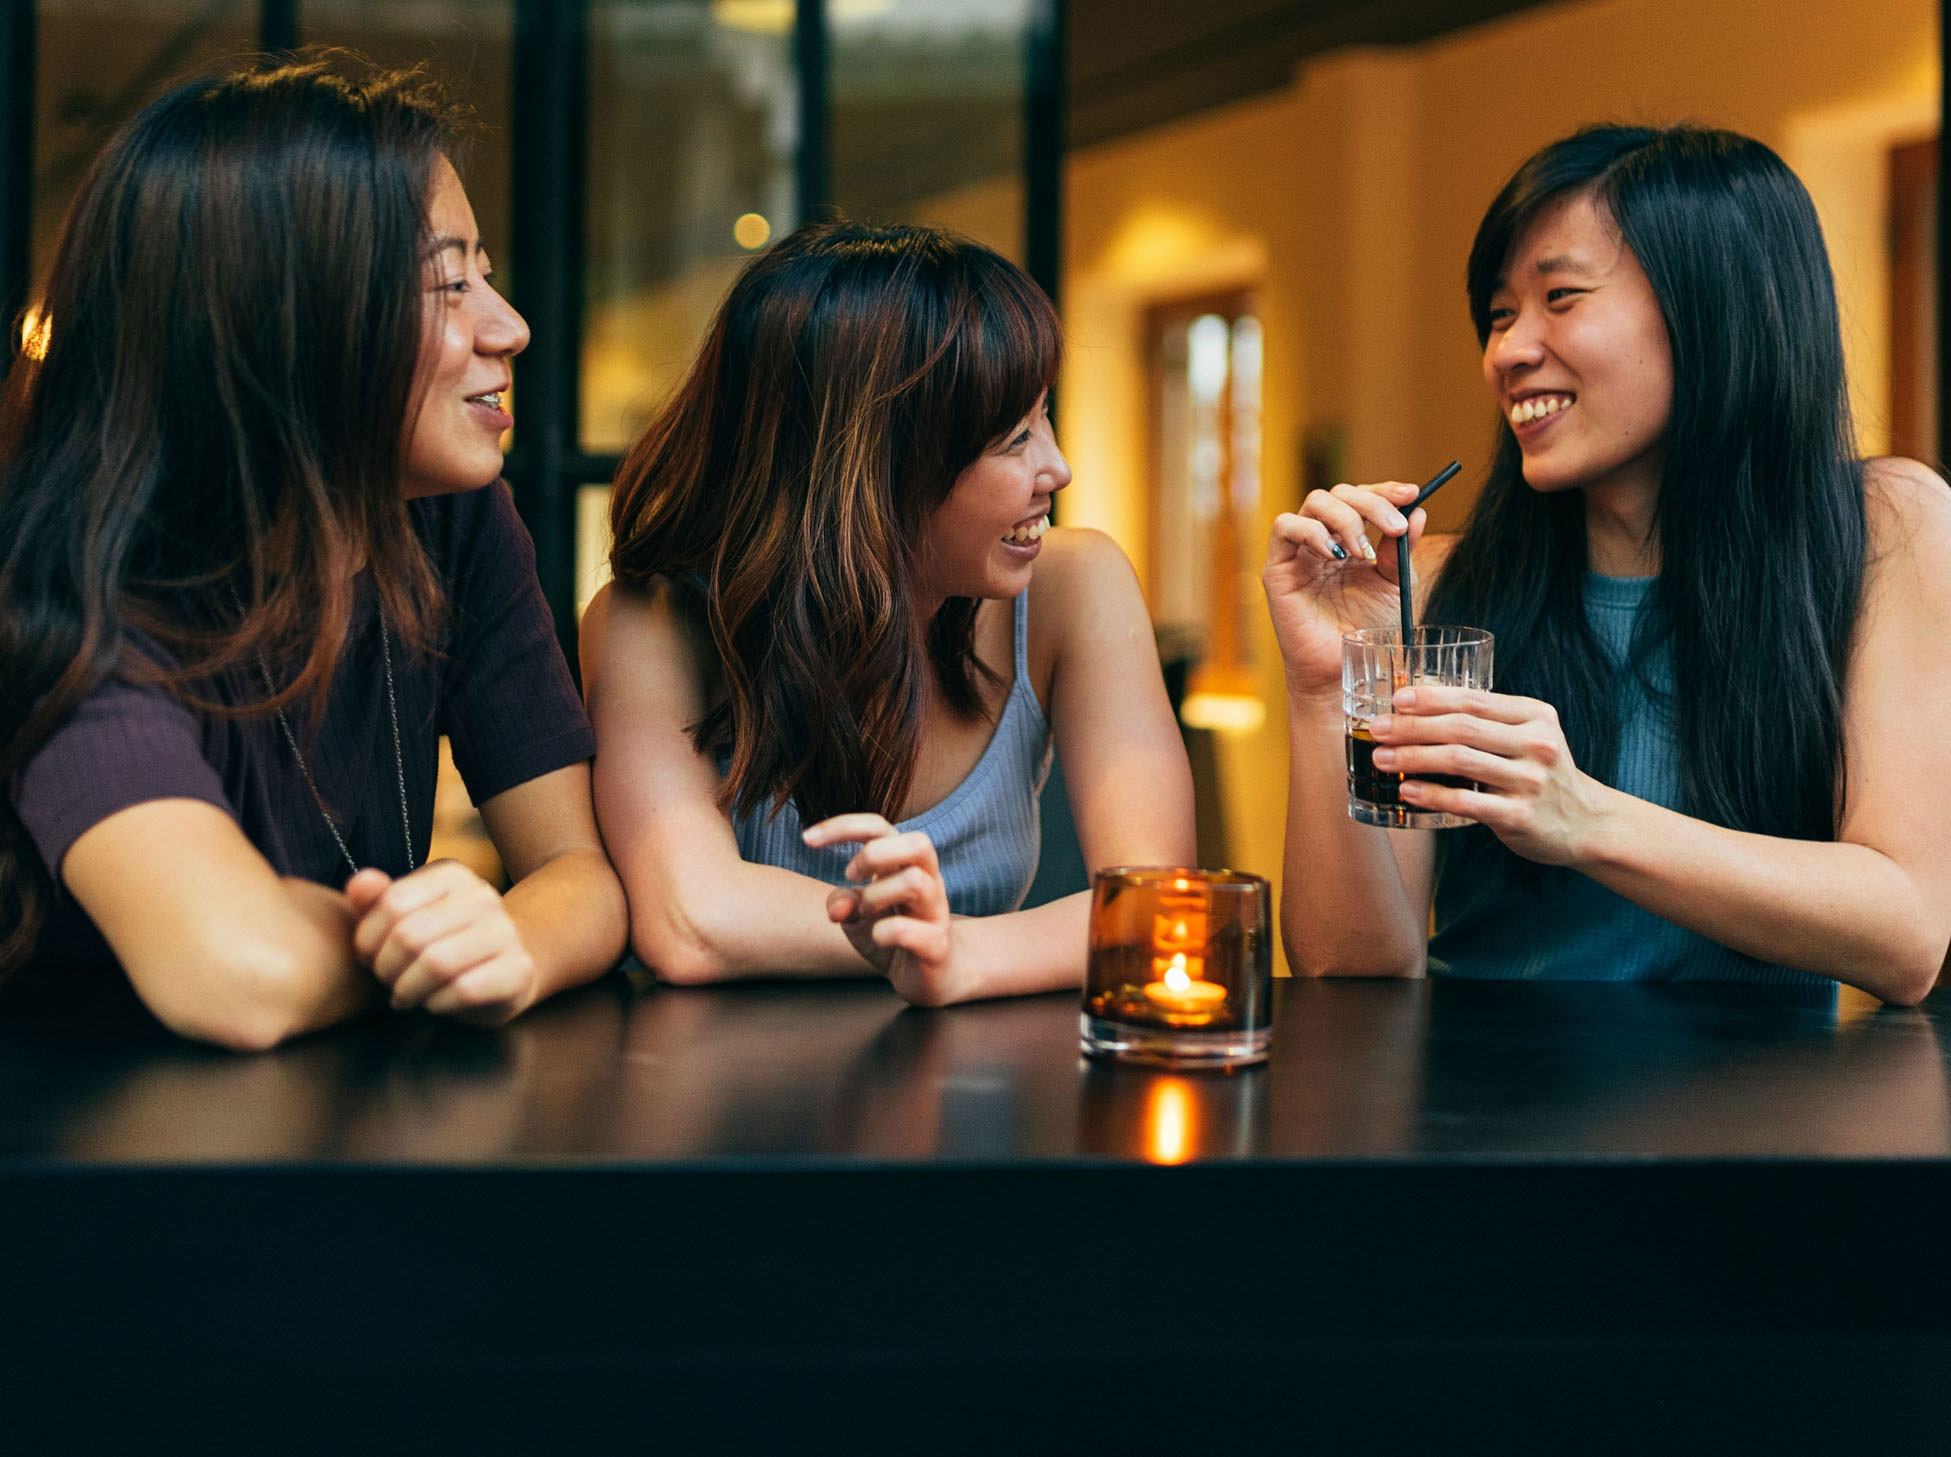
[1264,125,1951,1004]
[582,221,1195,1006]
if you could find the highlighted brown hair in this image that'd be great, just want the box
[609,220,1062,824]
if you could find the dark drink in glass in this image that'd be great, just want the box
[1341,626,1493,829]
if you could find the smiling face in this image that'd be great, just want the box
[916,391,1071,605]
[1482,190,1674,505]
[401,156,531,500]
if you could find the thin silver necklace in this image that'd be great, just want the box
[238,593,415,879]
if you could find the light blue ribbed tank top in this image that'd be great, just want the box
[726,591,1053,918]
[1428,572,1826,987]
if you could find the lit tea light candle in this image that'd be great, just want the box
[1083,866,1271,1068]
[1143,953,1227,1015]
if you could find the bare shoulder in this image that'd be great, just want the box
[1024,528,1150,692]
[579,575,711,712]
[1027,525,1136,596]
[1027,526,1144,625]
[1864,455,1951,532]
[1863,456,1951,596]
[582,575,699,654]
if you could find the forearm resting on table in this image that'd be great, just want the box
[945,891,1094,1000]
[626,857,882,984]
[1280,692,1426,977]
[1581,789,1947,1004]
[499,846,631,1007]
[61,799,384,1050]
[153,876,380,1053]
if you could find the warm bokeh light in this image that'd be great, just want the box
[711,0,792,33]
[733,212,772,250]
[1179,690,1267,734]
[19,304,48,361]
[1142,1077,1196,1165]
[714,0,890,34]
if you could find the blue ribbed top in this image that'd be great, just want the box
[1428,572,1826,987]
[726,590,1053,917]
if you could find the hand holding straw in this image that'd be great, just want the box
[1396,460,1462,680]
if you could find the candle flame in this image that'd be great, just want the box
[1163,957,1191,993]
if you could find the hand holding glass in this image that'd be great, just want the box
[1342,626,1494,829]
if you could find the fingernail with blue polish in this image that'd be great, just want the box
[1330,543,1348,560]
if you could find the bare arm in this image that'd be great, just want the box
[1377,459,1951,1003]
[478,764,629,1008]
[346,763,628,1024]
[62,800,381,1051]
[1264,482,1442,976]
[65,763,628,1050]
[918,528,1195,1000]
[586,534,1195,1002]
[582,579,881,983]
[1278,690,1432,977]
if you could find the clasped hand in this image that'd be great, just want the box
[346,862,538,1024]
[801,813,963,1007]
[1369,685,1609,866]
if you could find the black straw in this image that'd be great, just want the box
[1396,460,1462,671]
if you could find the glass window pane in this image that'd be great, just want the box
[830,0,1027,262]
[584,0,799,455]
[576,482,614,618]
[32,2,259,276]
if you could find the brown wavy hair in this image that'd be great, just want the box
[609,219,1062,824]
[0,54,460,973]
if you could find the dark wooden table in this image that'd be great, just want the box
[4,969,1950,1452]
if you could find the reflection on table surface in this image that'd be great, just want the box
[2,968,1946,1165]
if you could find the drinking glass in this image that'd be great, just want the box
[1342,626,1494,830]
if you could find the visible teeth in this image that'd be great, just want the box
[470,392,503,410]
[1510,395,1571,426]
[1005,516,1049,545]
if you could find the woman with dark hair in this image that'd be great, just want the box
[1265,124,1951,1002]
[583,220,1193,1004]
[0,57,627,1048]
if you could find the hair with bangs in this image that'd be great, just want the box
[0,53,462,975]
[609,219,1063,824]
[1429,124,1866,892]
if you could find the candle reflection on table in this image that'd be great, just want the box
[1076,1060,1266,1162]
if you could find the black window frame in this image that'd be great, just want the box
[0,0,1069,679]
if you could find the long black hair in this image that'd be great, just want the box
[1429,125,1866,868]
[0,55,462,974]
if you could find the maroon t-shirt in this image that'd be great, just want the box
[11,481,594,971]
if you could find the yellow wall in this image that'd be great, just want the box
[1061,0,1938,961]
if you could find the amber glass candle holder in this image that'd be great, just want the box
[1081,867,1272,1070]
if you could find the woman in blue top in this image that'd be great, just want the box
[582,221,1194,1005]
[1265,124,1951,1003]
